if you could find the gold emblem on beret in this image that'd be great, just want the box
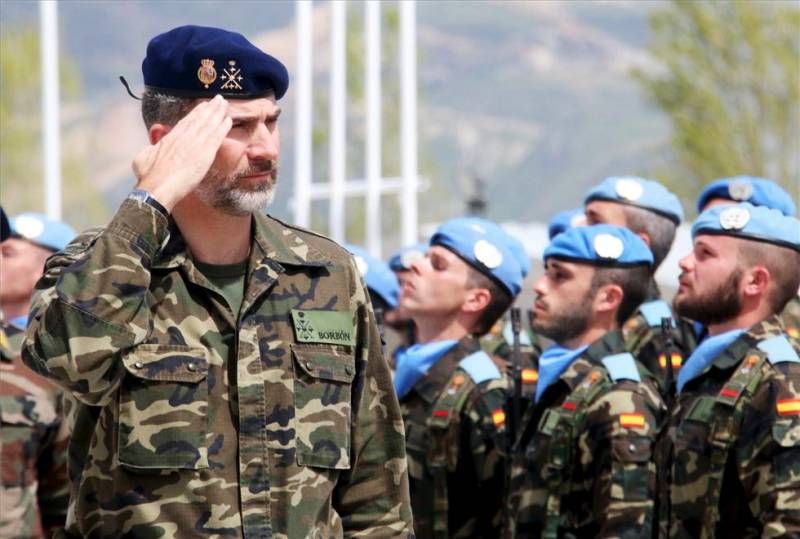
[728,179,753,201]
[221,60,244,91]
[197,59,217,89]
[474,240,503,269]
[615,178,644,201]
[593,233,625,259]
[719,207,750,230]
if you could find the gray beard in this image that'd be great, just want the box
[195,169,277,216]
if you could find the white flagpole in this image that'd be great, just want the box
[399,0,418,246]
[329,0,347,242]
[365,0,382,256]
[294,0,313,227]
[40,0,61,219]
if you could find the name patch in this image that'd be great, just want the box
[291,309,355,346]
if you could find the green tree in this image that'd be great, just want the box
[1,26,105,230]
[634,0,799,207]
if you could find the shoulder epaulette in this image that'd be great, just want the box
[266,214,339,245]
[638,299,673,328]
[601,352,641,382]
[757,335,800,364]
[459,350,501,384]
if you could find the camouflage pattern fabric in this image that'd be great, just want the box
[21,199,414,538]
[401,335,508,538]
[622,292,698,398]
[481,318,540,403]
[1,321,70,538]
[782,295,800,341]
[656,316,800,538]
[507,330,665,538]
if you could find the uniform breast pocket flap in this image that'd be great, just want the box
[291,343,356,469]
[118,345,209,471]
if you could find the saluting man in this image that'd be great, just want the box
[659,203,800,537]
[583,176,695,397]
[696,175,800,342]
[397,217,526,538]
[22,25,413,538]
[507,225,665,538]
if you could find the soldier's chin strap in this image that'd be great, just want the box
[119,76,142,100]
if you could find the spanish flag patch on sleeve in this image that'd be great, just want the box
[521,368,538,384]
[777,399,800,416]
[492,409,506,427]
[619,413,646,428]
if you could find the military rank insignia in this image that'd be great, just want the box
[221,59,244,90]
[197,58,217,88]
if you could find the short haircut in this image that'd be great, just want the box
[736,240,800,313]
[465,268,513,336]
[589,264,652,325]
[141,91,196,128]
[621,205,677,269]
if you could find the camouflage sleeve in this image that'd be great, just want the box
[36,389,70,535]
[579,380,664,538]
[332,263,414,537]
[22,199,170,406]
[737,362,800,536]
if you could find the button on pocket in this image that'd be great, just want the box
[291,343,356,469]
[118,345,209,470]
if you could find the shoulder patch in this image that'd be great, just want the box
[601,352,641,382]
[459,350,501,384]
[757,335,800,364]
[638,299,673,328]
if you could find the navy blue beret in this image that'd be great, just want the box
[585,176,684,224]
[344,244,400,309]
[697,176,796,217]
[430,217,526,297]
[548,208,586,240]
[692,203,800,252]
[388,243,427,272]
[142,25,289,99]
[544,224,654,268]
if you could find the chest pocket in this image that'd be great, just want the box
[118,345,209,471]
[291,343,356,469]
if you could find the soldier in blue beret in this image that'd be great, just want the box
[547,207,586,240]
[22,25,413,538]
[396,216,525,537]
[696,175,800,342]
[584,176,696,399]
[0,211,75,538]
[506,224,665,538]
[658,203,800,537]
[386,243,426,361]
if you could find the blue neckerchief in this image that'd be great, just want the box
[9,315,28,330]
[677,329,745,393]
[394,340,458,399]
[535,344,589,402]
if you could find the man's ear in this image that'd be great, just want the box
[463,287,492,315]
[636,232,652,249]
[742,266,770,300]
[594,283,623,316]
[148,123,172,145]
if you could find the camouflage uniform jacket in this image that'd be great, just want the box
[656,316,800,538]
[622,289,698,399]
[507,330,665,539]
[21,199,414,538]
[1,320,70,538]
[400,335,508,538]
[782,295,800,341]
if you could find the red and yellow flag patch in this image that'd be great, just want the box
[521,368,538,384]
[492,409,506,427]
[658,352,682,369]
[619,413,646,428]
[777,399,800,416]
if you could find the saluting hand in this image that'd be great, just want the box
[132,94,232,212]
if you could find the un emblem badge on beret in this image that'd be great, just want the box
[615,178,644,201]
[474,240,503,268]
[728,179,753,201]
[593,233,625,259]
[719,207,751,230]
[197,59,217,88]
[12,215,45,240]
[400,249,424,269]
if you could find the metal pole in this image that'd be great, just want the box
[294,0,313,227]
[329,0,347,242]
[399,0,418,246]
[40,0,61,219]
[365,0,382,256]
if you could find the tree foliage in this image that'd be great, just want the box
[634,0,799,205]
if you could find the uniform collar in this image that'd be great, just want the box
[710,315,785,371]
[410,335,481,403]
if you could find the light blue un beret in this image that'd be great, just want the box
[544,224,654,268]
[10,213,76,252]
[388,243,428,272]
[344,244,401,309]
[692,203,800,252]
[697,176,797,217]
[548,208,586,240]
[585,176,684,225]
[430,217,526,297]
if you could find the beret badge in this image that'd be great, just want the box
[719,207,751,230]
[474,240,503,269]
[614,178,644,201]
[728,179,753,201]
[197,59,217,89]
[593,233,624,259]
[221,60,244,91]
